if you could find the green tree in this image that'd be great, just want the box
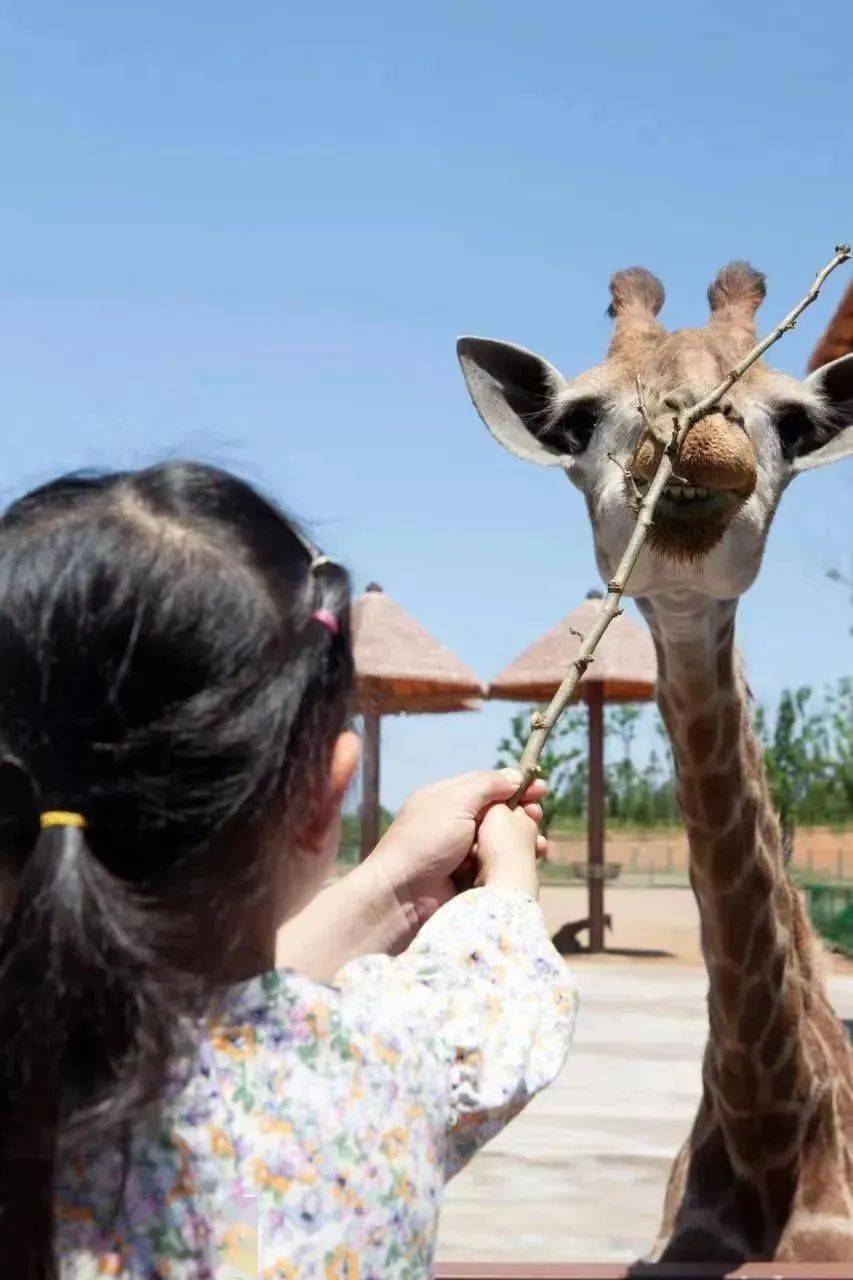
[653,712,679,823]
[496,701,684,832]
[755,687,829,860]
[824,677,853,821]
[551,754,589,823]
[339,807,394,864]
[605,704,642,821]
[496,706,585,835]
[607,704,641,762]
[642,749,669,825]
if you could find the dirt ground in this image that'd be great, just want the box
[437,884,853,1265]
[550,824,853,881]
[536,882,853,973]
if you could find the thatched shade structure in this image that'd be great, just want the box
[352,584,484,858]
[490,593,657,705]
[489,591,657,952]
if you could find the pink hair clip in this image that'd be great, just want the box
[311,609,340,636]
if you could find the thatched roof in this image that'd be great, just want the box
[352,584,485,715]
[489,592,657,704]
[808,282,853,372]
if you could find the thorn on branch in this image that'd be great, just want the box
[568,627,585,642]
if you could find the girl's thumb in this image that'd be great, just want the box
[456,768,523,814]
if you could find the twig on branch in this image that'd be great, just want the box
[607,449,643,502]
[508,243,851,802]
[635,374,657,440]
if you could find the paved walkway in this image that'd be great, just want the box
[437,962,853,1265]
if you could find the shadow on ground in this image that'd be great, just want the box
[552,918,674,960]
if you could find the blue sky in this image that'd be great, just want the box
[1,1,851,807]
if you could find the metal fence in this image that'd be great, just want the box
[539,842,853,890]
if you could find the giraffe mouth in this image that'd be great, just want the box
[634,478,741,517]
[629,478,745,560]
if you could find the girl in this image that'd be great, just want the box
[0,461,578,1279]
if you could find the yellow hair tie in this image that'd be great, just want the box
[40,811,87,830]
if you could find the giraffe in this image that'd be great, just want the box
[809,280,853,372]
[456,262,853,1263]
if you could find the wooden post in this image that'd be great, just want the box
[586,683,605,953]
[360,702,381,861]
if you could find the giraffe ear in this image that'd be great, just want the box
[794,353,853,472]
[456,337,580,468]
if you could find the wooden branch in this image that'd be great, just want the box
[509,244,851,802]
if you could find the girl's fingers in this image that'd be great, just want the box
[448,769,527,814]
[522,803,543,825]
[520,778,547,803]
[410,769,548,822]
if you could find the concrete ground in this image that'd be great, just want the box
[436,886,853,1265]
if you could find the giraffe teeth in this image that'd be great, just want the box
[663,484,712,503]
[634,478,718,505]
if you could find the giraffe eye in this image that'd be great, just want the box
[772,402,826,461]
[535,397,603,455]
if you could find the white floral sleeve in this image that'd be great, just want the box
[334,886,579,1178]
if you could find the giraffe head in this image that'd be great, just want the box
[458,264,853,603]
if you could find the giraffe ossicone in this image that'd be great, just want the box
[458,263,853,1263]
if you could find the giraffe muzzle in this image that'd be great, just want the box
[626,409,757,560]
[630,410,759,499]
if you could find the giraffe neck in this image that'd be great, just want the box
[637,590,834,1109]
[638,591,853,1259]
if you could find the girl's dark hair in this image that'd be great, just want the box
[0,461,353,1277]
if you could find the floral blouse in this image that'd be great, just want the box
[56,887,578,1279]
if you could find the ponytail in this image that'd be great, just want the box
[0,771,193,1278]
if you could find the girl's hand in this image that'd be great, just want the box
[474,802,543,898]
[367,769,546,941]
[277,770,547,978]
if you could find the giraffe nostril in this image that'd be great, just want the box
[661,388,697,414]
[718,400,747,433]
[718,398,742,422]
